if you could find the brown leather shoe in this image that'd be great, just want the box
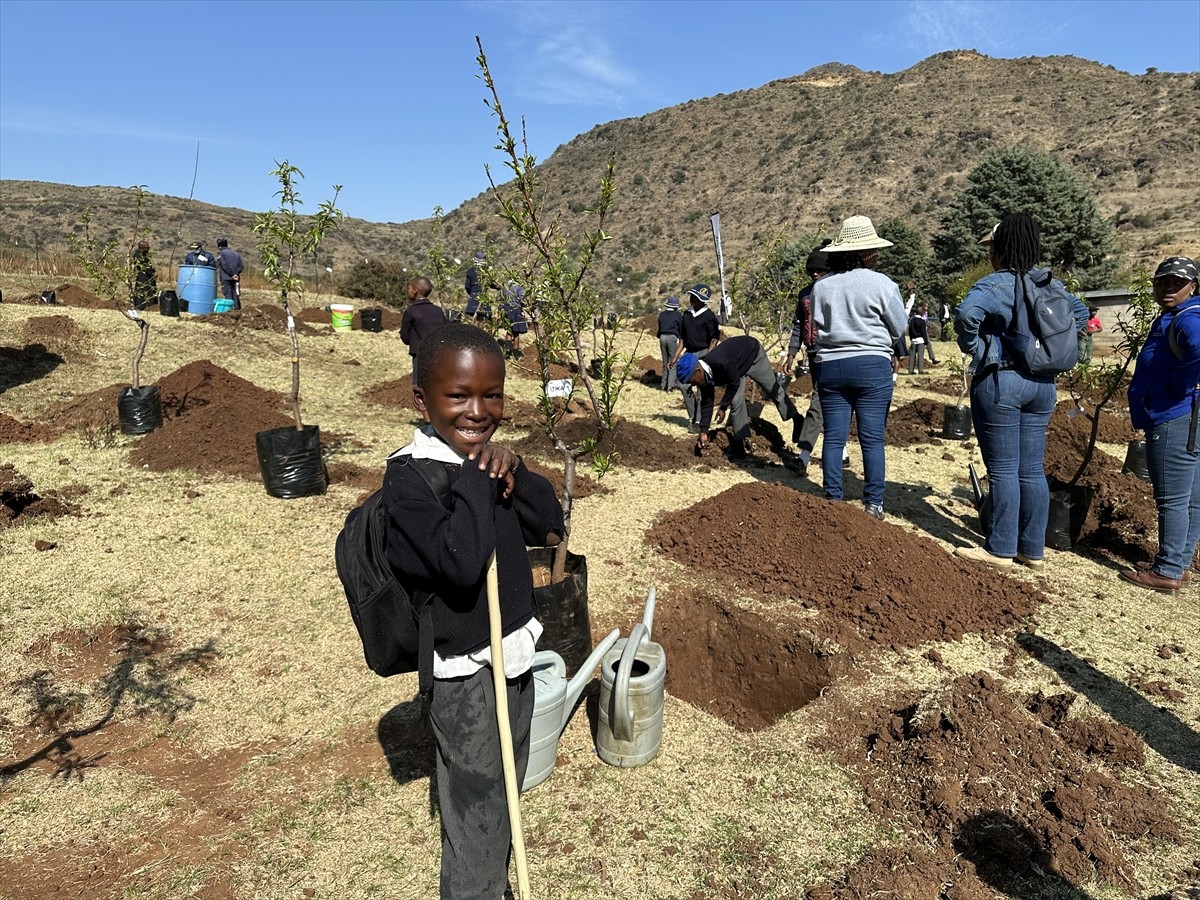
[1119,568,1181,594]
[1136,560,1191,584]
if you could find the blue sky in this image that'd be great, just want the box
[1,0,1197,225]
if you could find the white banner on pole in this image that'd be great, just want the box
[710,212,731,324]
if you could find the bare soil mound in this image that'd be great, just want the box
[0,413,58,443]
[648,482,1042,652]
[15,284,109,309]
[23,314,83,345]
[512,415,699,473]
[886,397,949,447]
[196,304,318,336]
[1,464,82,528]
[1049,399,1137,449]
[360,377,413,408]
[809,673,1178,899]
[127,360,293,479]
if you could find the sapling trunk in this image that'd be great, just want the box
[1067,352,1137,487]
[281,296,304,430]
[125,310,149,389]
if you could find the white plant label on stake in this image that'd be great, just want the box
[545,378,572,399]
[1067,404,1086,420]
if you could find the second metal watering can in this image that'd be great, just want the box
[523,628,620,791]
[597,587,666,768]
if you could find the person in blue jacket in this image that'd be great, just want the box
[953,213,1089,570]
[1121,256,1200,594]
[677,334,797,459]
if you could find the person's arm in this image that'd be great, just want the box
[400,310,413,346]
[698,383,716,432]
[508,464,566,547]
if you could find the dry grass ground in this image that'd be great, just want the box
[1,286,1197,899]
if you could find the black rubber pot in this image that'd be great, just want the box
[943,405,972,439]
[159,290,180,317]
[255,424,328,499]
[117,385,163,435]
[528,547,592,677]
[40,290,56,305]
[1121,440,1151,483]
[360,308,383,333]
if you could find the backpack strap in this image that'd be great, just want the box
[388,454,456,703]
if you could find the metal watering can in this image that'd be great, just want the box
[523,628,620,791]
[597,587,666,768]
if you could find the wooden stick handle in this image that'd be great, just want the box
[486,551,531,900]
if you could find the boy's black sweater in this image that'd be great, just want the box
[680,307,719,352]
[383,457,564,659]
[696,335,761,431]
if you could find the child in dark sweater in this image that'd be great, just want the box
[383,323,564,899]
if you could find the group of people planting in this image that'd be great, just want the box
[655,213,1200,593]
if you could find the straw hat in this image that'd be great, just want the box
[826,216,893,252]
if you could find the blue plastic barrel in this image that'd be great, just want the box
[177,265,218,315]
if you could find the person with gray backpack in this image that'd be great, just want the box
[953,213,1088,571]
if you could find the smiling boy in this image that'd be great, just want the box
[382,322,564,899]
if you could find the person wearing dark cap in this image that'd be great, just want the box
[464,251,491,321]
[668,284,720,431]
[677,335,797,459]
[657,295,683,391]
[185,241,216,267]
[130,240,157,310]
[1120,256,1200,594]
[400,275,448,383]
[782,245,832,476]
[216,238,244,310]
[811,216,909,520]
[501,283,528,356]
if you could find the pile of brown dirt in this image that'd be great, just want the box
[1062,368,1133,416]
[647,482,1042,652]
[1049,399,1137,450]
[809,673,1178,899]
[44,383,125,433]
[127,360,293,479]
[886,397,951,447]
[631,313,658,333]
[15,284,110,309]
[1,464,81,528]
[197,304,318,336]
[512,415,700,473]
[22,315,83,345]
[0,413,58,443]
[360,377,413,408]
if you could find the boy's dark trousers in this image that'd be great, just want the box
[429,666,533,900]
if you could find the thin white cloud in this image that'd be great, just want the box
[485,0,651,108]
[902,0,992,50]
[0,108,217,145]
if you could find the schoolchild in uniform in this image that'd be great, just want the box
[668,284,721,431]
[657,295,683,391]
[383,323,565,899]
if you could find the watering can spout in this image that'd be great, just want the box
[641,587,657,639]
[560,629,619,731]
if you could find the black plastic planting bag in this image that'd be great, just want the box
[159,290,180,317]
[942,405,972,439]
[1045,477,1093,551]
[360,308,383,332]
[1121,440,1151,483]
[256,424,327,499]
[529,547,592,677]
[117,385,163,435]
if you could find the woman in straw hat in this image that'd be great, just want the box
[810,215,908,520]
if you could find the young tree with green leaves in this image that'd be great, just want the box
[70,185,155,390]
[932,146,1116,289]
[477,38,624,582]
[253,160,344,430]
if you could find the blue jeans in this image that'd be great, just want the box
[971,368,1057,559]
[1146,412,1200,578]
[817,355,894,506]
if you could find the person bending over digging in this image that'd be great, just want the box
[677,334,798,459]
[382,323,565,899]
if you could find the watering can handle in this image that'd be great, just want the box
[613,623,649,742]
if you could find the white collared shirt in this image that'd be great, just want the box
[392,427,542,679]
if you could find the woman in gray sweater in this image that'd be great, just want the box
[810,216,908,520]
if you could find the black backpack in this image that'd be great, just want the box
[335,455,452,694]
[1005,267,1080,376]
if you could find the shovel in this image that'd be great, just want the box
[486,551,531,900]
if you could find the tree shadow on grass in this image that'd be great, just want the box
[955,811,1096,900]
[1019,632,1200,773]
[0,344,64,395]
[0,624,219,782]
